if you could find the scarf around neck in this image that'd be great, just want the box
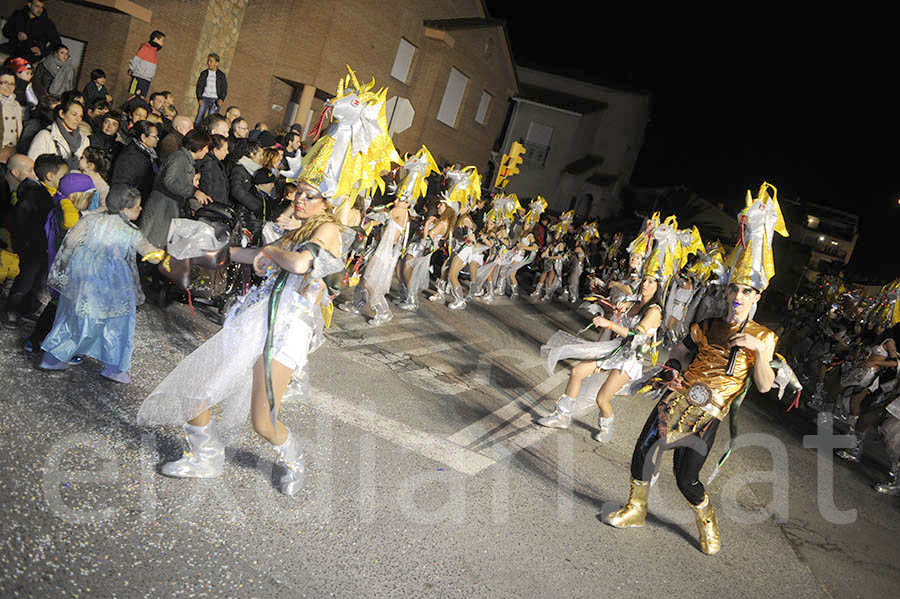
[54,118,83,170]
[238,155,262,175]
[43,54,75,95]
[134,139,159,162]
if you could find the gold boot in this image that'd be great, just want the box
[690,494,721,554]
[606,479,650,528]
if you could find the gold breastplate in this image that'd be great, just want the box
[681,319,776,414]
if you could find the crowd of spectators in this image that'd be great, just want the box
[0,0,309,324]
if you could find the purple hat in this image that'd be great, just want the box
[58,172,96,198]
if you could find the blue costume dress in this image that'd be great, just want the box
[41,212,157,371]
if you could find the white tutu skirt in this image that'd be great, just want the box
[541,330,644,384]
[138,287,321,440]
[406,250,434,297]
[456,244,486,266]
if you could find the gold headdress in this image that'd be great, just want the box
[627,212,661,257]
[395,145,439,206]
[579,221,600,245]
[606,231,623,261]
[686,240,726,284]
[873,279,900,328]
[442,165,481,214]
[523,195,548,228]
[675,225,704,269]
[299,65,400,209]
[642,215,680,282]
[550,210,574,236]
[485,193,523,225]
[726,181,789,291]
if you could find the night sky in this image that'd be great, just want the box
[483,6,896,282]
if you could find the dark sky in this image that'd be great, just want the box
[483,6,897,281]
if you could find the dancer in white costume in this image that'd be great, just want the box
[397,200,456,310]
[139,66,400,495]
[138,184,343,494]
[342,200,409,325]
[539,274,662,442]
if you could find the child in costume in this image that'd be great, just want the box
[39,185,164,382]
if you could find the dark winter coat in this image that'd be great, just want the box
[9,178,53,257]
[109,141,158,201]
[196,153,229,206]
[2,7,61,62]
[140,147,196,247]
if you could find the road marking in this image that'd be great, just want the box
[287,387,497,476]
[446,370,570,465]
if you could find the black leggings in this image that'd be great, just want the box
[629,400,721,506]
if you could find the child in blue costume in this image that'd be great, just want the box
[39,185,163,383]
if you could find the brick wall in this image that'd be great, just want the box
[16,0,517,172]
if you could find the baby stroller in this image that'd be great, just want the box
[181,204,242,322]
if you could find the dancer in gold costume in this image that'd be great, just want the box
[605,182,789,554]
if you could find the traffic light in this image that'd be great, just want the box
[494,154,510,189]
[493,141,526,189]
[506,141,526,178]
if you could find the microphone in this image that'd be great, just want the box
[726,316,749,376]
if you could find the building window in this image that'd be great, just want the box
[475,90,492,125]
[390,38,417,84]
[523,121,553,168]
[437,67,469,128]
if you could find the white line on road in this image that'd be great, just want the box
[285,387,497,476]
[446,370,570,464]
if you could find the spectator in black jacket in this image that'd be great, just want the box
[109,120,158,201]
[89,111,123,160]
[194,53,228,125]
[229,141,263,242]
[82,69,111,106]
[4,153,67,326]
[195,134,228,208]
[2,1,61,64]
[140,129,211,247]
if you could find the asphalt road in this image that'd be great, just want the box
[1,288,898,598]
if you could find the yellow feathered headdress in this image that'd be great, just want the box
[642,215,680,282]
[550,210,574,236]
[395,145,439,206]
[299,65,401,209]
[523,195,548,228]
[442,166,481,214]
[579,221,600,245]
[726,181,789,291]
[627,212,661,257]
[485,193,523,225]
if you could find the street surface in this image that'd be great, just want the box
[1,289,898,598]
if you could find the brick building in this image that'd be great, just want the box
[0,0,518,171]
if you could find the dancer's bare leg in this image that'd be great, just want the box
[250,356,294,445]
[595,369,630,418]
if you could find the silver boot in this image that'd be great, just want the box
[480,279,495,304]
[428,279,447,302]
[592,414,615,443]
[510,284,519,298]
[530,283,543,297]
[270,429,305,496]
[495,277,507,297]
[874,460,900,495]
[537,394,576,429]
[448,285,467,310]
[161,421,225,478]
